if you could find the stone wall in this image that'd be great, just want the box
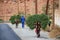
[0,0,53,21]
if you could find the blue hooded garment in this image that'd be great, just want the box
[21,16,25,28]
[21,16,25,23]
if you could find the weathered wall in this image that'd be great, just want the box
[0,0,53,21]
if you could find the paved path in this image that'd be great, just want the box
[0,24,21,40]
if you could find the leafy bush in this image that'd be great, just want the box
[0,19,3,23]
[9,15,16,24]
[9,14,21,24]
[26,14,50,30]
[16,15,21,22]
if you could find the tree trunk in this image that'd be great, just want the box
[35,0,38,14]
[46,0,49,15]
[52,0,55,29]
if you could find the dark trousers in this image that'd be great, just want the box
[36,29,40,37]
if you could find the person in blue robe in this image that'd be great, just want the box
[21,16,25,28]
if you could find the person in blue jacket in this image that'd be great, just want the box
[21,16,25,28]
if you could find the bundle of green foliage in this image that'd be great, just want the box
[9,14,21,28]
[26,14,50,30]
[9,15,16,24]
[0,19,3,23]
[9,14,21,24]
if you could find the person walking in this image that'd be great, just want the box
[34,21,41,38]
[21,16,25,28]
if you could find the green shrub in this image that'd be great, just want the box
[0,19,3,23]
[9,14,21,24]
[16,15,21,22]
[26,14,50,30]
[9,15,16,24]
